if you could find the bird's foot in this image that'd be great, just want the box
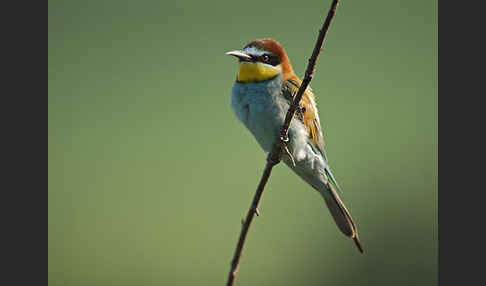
[296,105,306,121]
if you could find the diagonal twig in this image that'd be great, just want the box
[226,1,340,285]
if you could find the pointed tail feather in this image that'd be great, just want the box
[321,183,363,253]
[324,166,343,194]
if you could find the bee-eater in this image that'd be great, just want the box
[227,38,363,253]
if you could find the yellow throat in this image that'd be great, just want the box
[237,62,281,83]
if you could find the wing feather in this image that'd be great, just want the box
[281,79,325,154]
[282,79,343,193]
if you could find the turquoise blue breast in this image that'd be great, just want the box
[230,75,287,152]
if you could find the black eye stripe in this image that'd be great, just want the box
[252,54,280,66]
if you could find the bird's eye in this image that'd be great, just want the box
[260,55,269,62]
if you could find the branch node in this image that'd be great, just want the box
[266,151,281,166]
[276,136,296,167]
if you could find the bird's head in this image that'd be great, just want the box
[226,38,296,83]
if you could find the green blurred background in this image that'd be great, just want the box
[48,0,437,285]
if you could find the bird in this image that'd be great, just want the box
[226,38,363,253]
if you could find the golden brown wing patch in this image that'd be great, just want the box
[285,79,324,148]
[301,91,323,147]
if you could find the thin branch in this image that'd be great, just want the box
[226,1,340,285]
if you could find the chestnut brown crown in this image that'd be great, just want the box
[243,38,297,81]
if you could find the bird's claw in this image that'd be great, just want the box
[296,105,306,121]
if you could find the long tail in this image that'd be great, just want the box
[321,182,363,253]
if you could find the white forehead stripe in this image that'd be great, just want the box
[241,46,266,56]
